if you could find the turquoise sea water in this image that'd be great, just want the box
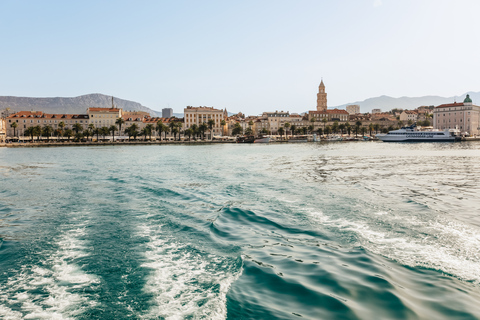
[1,142,480,319]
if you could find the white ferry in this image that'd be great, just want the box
[376,125,461,142]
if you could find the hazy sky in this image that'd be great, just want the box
[1,0,479,115]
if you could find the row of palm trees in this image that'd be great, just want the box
[10,117,227,142]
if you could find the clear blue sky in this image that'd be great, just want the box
[1,0,479,115]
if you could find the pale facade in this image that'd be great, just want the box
[399,110,418,122]
[184,106,227,137]
[0,118,5,142]
[6,111,89,137]
[433,95,480,136]
[308,109,349,122]
[316,80,327,111]
[346,105,360,114]
[87,107,122,128]
[262,111,291,134]
[371,109,381,114]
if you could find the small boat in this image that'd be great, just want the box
[376,124,461,142]
[236,135,255,143]
[254,135,271,143]
[326,135,343,141]
[288,135,308,143]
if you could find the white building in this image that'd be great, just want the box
[346,105,360,114]
[184,106,228,137]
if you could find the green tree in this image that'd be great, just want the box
[116,117,125,135]
[339,123,346,134]
[325,125,332,135]
[316,127,323,137]
[25,127,34,142]
[93,128,100,142]
[332,121,339,134]
[10,122,18,137]
[126,124,139,140]
[207,119,215,140]
[308,125,314,134]
[278,127,285,139]
[156,120,167,141]
[284,122,290,137]
[220,119,226,136]
[145,124,154,140]
[373,123,380,134]
[361,126,367,136]
[33,125,42,142]
[42,125,53,142]
[64,128,73,142]
[322,118,328,132]
[109,125,117,141]
[290,125,297,136]
[345,122,352,136]
[398,120,404,128]
[82,130,90,142]
[101,127,109,140]
[199,122,208,139]
[232,123,242,136]
[191,124,199,140]
[54,129,62,141]
[355,121,362,137]
[73,123,82,134]
[245,127,253,135]
[368,123,374,136]
[140,127,149,140]
[185,128,193,140]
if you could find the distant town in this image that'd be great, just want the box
[0,81,478,144]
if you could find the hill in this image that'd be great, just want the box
[332,91,480,113]
[0,94,162,117]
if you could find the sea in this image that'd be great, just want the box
[1,142,480,320]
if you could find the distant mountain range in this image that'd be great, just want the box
[332,91,480,113]
[0,94,162,117]
[1,91,479,118]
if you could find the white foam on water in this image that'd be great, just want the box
[307,208,480,284]
[137,224,241,320]
[0,227,99,319]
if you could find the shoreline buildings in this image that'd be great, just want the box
[433,94,480,136]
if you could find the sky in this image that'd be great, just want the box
[1,0,479,115]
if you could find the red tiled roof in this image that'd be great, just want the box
[310,109,349,115]
[435,102,464,109]
[7,111,88,119]
[87,107,121,112]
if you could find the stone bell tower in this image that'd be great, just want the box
[316,79,327,111]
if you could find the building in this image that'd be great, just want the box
[433,94,480,136]
[184,106,228,138]
[0,118,5,143]
[399,110,418,123]
[6,111,90,137]
[87,107,122,128]
[346,105,360,114]
[316,80,327,111]
[308,109,349,122]
[371,109,382,114]
[162,108,173,118]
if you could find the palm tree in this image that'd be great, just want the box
[345,122,352,136]
[87,124,94,141]
[361,126,367,137]
[398,120,404,128]
[42,125,53,142]
[171,125,179,140]
[10,122,18,138]
[58,121,65,133]
[116,117,125,136]
[73,123,83,134]
[93,128,100,142]
[373,123,380,134]
[54,129,62,141]
[33,126,42,142]
[145,124,154,140]
[368,123,374,136]
[82,130,90,142]
[199,123,208,139]
[176,122,183,141]
[185,128,193,141]
[308,125,314,134]
[290,125,296,136]
[169,121,176,140]
[332,121,339,134]
[127,124,139,140]
[109,125,117,141]
[207,119,215,140]
[64,129,73,142]
[156,120,166,141]
[322,118,328,133]
[355,121,362,137]
[140,127,149,140]
[339,123,346,134]
[191,124,199,140]
[220,119,226,136]
[316,127,323,137]
[278,127,285,139]
[100,127,109,140]
[25,127,34,142]
[284,122,290,137]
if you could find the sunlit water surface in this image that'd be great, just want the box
[1,142,480,319]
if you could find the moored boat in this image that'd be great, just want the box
[376,125,461,142]
[254,135,271,143]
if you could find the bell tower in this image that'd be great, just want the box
[316,79,327,111]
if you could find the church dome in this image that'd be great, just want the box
[464,94,472,103]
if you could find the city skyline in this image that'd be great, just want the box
[1,0,479,115]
